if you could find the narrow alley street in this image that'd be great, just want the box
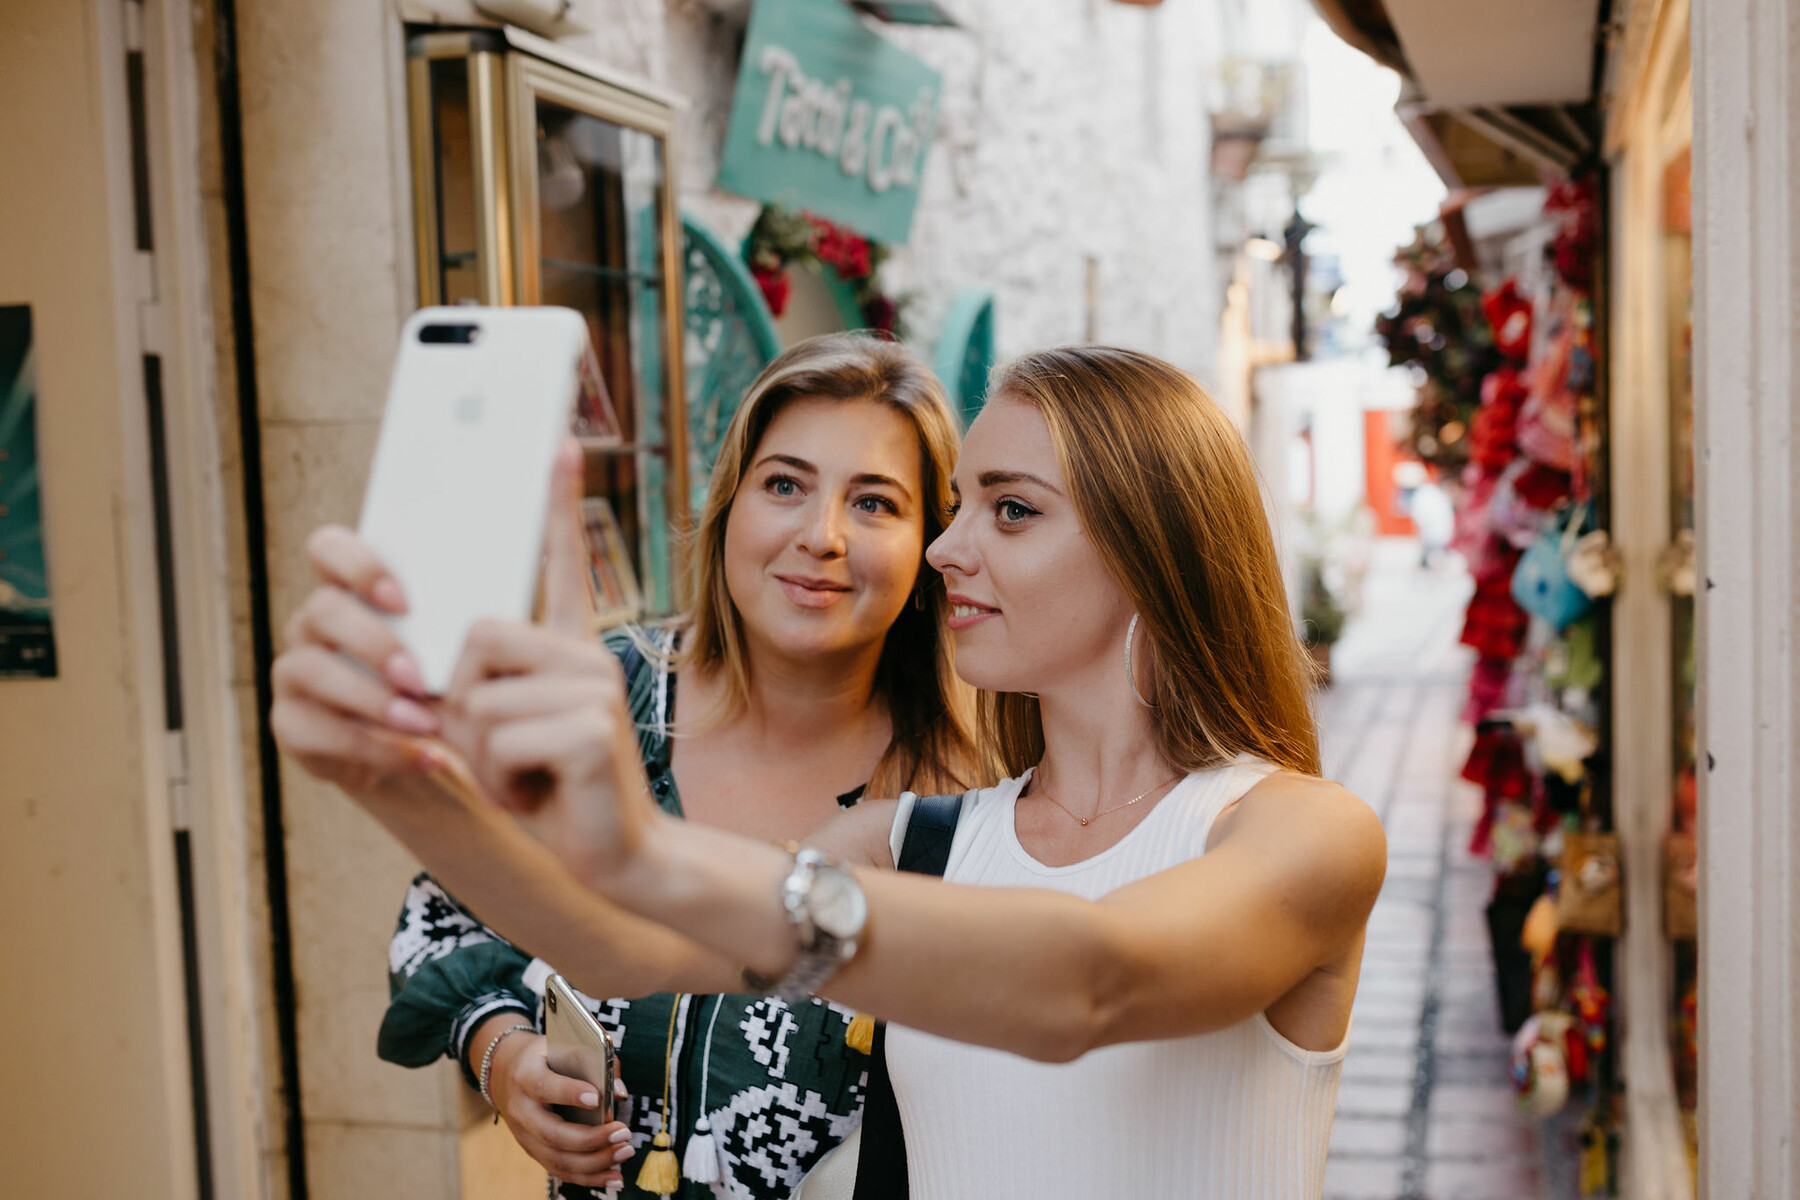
[1320,541,1573,1200]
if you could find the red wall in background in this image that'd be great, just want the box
[1364,408,1419,536]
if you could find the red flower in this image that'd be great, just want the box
[753,266,791,318]
[1511,462,1572,510]
[807,215,874,280]
[1545,180,1599,292]
[1461,588,1530,661]
[1482,280,1534,361]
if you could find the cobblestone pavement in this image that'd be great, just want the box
[1317,541,1571,1200]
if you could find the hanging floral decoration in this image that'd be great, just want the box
[1545,179,1600,292]
[744,204,910,338]
[1374,225,1500,470]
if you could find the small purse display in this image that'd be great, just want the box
[1513,503,1596,631]
[1558,830,1623,938]
[1663,830,1698,941]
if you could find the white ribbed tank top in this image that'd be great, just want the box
[882,757,1347,1200]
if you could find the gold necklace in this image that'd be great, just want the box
[1030,774,1182,827]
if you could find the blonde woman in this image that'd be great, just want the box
[273,333,982,1198]
[294,346,1386,1199]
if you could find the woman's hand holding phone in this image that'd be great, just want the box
[475,1016,634,1189]
[273,433,650,878]
[270,525,448,797]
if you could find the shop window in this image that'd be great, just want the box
[405,30,689,616]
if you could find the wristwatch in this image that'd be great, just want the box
[740,846,868,999]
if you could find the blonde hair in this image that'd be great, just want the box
[679,332,987,795]
[979,346,1321,778]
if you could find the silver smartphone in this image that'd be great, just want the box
[543,973,617,1126]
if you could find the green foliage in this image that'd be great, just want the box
[1373,224,1498,471]
[1300,562,1348,647]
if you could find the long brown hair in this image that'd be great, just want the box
[979,345,1320,778]
[679,332,986,795]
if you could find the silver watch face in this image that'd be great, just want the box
[809,866,868,942]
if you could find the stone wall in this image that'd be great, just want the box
[570,0,1226,379]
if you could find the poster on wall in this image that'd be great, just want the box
[0,305,57,678]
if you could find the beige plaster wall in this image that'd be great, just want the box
[0,1,199,1195]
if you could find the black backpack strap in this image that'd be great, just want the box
[854,791,968,1200]
[896,790,967,876]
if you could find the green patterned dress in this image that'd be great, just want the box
[379,629,870,1199]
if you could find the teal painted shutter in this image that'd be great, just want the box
[933,287,997,427]
[682,213,783,511]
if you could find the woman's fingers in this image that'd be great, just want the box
[306,525,407,614]
[463,674,611,728]
[445,617,617,701]
[541,439,597,640]
[269,692,432,780]
[285,586,424,697]
[482,708,616,812]
[511,1129,629,1188]
[273,645,438,736]
[529,1109,627,1155]
[518,1057,608,1115]
[544,1152,626,1189]
[520,1054,610,1113]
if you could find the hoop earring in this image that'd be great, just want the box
[913,587,928,612]
[1125,613,1155,708]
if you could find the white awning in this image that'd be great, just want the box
[1384,0,1601,106]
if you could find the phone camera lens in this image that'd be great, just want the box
[419,323,480,345]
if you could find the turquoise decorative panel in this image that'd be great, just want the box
[0,304,56,677]
[718,0,941,246]
[933,287,997,427]
[683,213,783,511]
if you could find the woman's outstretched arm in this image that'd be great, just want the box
[591,772,1384,1062]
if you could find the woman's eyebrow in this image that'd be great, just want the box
[852,473,914,502]
[753,453,817,473]
[978,469,1063,495]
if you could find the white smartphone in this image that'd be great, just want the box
[543,973,617,1126]
[357,306,589,694]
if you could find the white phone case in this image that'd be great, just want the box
[358,306,589,693]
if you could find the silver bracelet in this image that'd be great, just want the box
[478,1022,536,1109]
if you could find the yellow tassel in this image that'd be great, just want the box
[846,1011,875,1055]
[636,1131,681,1196]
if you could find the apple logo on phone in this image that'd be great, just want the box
[453,392,484,425]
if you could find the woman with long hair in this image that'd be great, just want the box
[294,345,1385,1198]
[273,333,983,1197]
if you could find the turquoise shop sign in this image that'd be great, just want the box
[718,0,940,245]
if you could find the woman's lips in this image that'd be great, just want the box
[946,595,999,631]
[777,575,851,609]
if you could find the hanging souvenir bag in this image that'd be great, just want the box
[1663,829,1698,941]
[1509,1012,1573,1118]
[1516,324,1582,472]
[1566,528,1621,598]
[1558,829,1623,937]
[1512,503,1595,631]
